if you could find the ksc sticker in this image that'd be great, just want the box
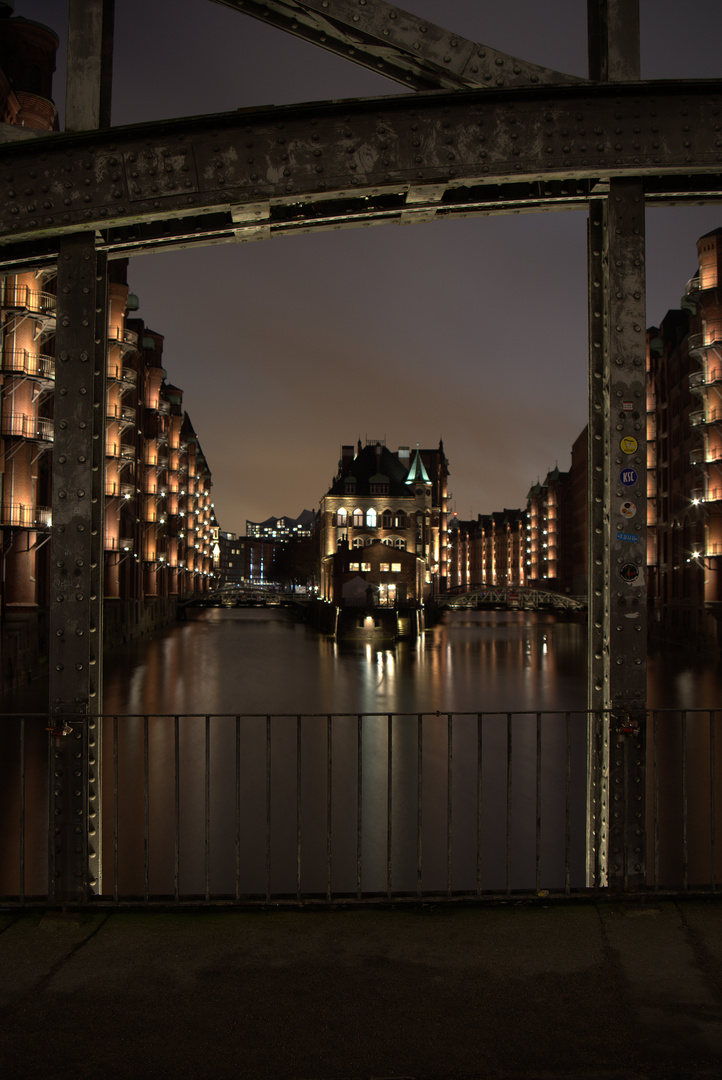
[620,468,638,487]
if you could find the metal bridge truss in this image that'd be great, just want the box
[0,0,720,900]
[442,587,586,612]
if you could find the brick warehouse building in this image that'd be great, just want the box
[0,13,217,685]
[647,227,722,650]
[318,439,449,605]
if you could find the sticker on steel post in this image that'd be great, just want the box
[620,468,638,487]
[620,563,640,582]
[620,436,638,454]
[620,501,637,519]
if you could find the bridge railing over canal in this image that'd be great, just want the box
[0,709,719,906]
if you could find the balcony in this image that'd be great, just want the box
[108,326,138,353]
[1,350,55,380]
[106,482,136,499]
[105,536,135,551]
[2,284,56,317]
[0,414,53,442]
[689,332,722,359]
[690,446,722,467]
[0,503,51,528]
[106,403,137,426]
[108,364,138,388]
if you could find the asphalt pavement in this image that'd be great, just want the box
[1,898,721,1080]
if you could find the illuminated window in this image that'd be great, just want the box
[352,508,364,527]
[337,508,347,526]
[366,508,377,527]
[349,562,360,571]
[380,563,390,572]
[391,563,401,572]
[360,562,371,572]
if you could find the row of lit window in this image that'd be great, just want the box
[335,508,409,528]
[349,562,402,573]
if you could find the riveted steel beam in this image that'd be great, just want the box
[211,0,585,92]
[48,233,106,902]
[0,81,720,268]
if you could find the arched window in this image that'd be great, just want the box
[381,537,393,546]
[353,537,364,548]
[366,508,377,528]
[395,512,407,529]
[382,510,394,529]
[352,508,364,527]
[337,508,347,526]
[365,537,372,546]
[394,538,406,550]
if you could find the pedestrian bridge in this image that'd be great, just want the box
[439,586,587,612]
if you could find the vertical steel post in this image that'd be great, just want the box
[586,0,646,892]
[48,234,107,902]
[588,183,648,891]
[66,0,115,132]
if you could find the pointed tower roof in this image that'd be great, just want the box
[405,448,431,485]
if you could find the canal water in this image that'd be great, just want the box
[2,608,720,898]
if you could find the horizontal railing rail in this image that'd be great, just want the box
[0,709,719,907]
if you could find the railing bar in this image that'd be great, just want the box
[417,714,423,897]
[565,712,572,895]
[326,714,332,902]
[357,714,362,901]
[205,715,211,902]
[447,713,453,898]
[265,715,271,904]
[506,713,512,896]
[387,714,393,899]
[297,715,302,901]
[113,716,119,902]
[235,715,241,902]
[535,712,542,894]
[653,711,659,892]
[711,710,717,891]
[19,716,25,902]
[144,715,149,903]
[682,711,688,893]
[174,715,180,903]
[476,713,483,896]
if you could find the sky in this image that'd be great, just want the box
[16,0,722,532]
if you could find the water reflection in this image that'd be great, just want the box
[2,608,721,899]
[101,608,590,716]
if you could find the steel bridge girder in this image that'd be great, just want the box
[0,82,721,266]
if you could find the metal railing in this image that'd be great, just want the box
[0,709,719,907]
[0,414,53,441]
[0,503,51,528]
[1,350,55,379]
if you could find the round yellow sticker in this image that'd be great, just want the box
[620,436,638,454]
